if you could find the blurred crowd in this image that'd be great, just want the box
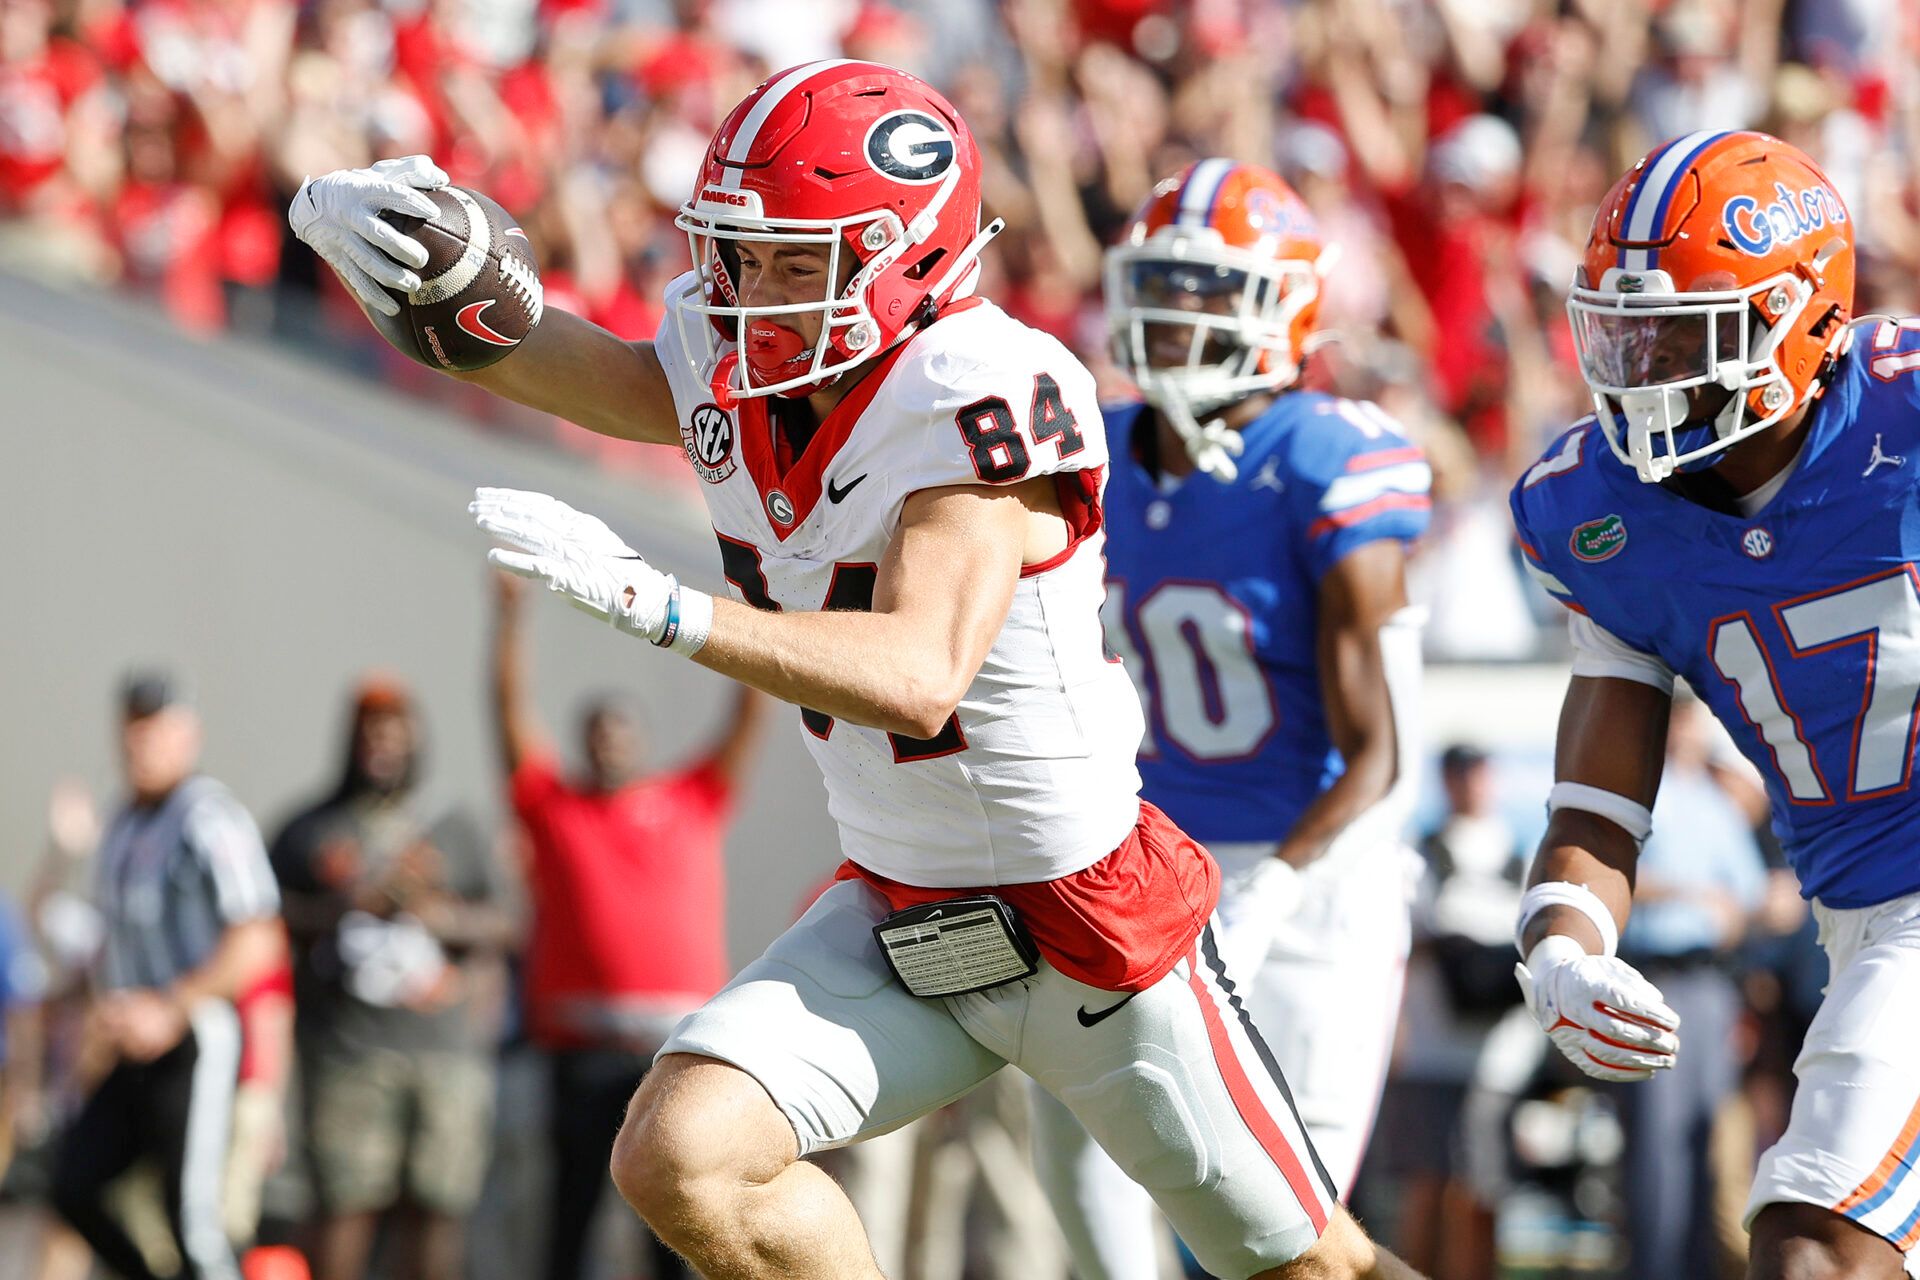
[5,0,1920,657]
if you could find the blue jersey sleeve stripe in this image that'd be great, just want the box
[1319,462,1432,513]
[1344,445,1426,473]
[1307,492,1430,538]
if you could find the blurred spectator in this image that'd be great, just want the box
[0,889,49,1187]
[50,671,284,1280]
[1607,694,1767,1279]
[489,571,768,1280]
[1369,742,1527,1280]
[269,676,510,1280]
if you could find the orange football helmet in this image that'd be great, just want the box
[1105,159,1333,479]
[1568,130,1855,483]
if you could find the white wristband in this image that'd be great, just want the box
[1547,780,1653,844]
[1515,880,1620,958]
[653,585,713,656]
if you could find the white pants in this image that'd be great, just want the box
[658,879,1340,1278]
[1028,848,1411,1280]
[1747,890,1920,1274]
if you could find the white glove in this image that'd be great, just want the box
[289,155,448,317]
[1515,934,1681,1082]
[1213,857,1303,982]
[470,488,711,652]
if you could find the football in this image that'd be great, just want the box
[371,185,543,372]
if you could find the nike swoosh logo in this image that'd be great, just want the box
[827,474,868,504]
[457,299,517,346]
[1076,993,1137,1027]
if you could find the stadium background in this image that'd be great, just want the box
[0,0,1905,1275]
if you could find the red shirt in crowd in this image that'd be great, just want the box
[511,753,734,1049]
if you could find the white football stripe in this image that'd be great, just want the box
[719,60,859,190]
[1318,461,1432,513]
[411,187,491,305]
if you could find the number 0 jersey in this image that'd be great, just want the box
[655,274,1145,888]
[1101,393,1431,845]
[1512,321,1920,909]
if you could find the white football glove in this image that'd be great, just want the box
[289,155,449,317]
[470,488,688,644]
[1213,857,1303,982]
[1515,934,1681,1082]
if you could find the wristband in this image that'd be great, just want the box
[1547,780,1653,844]
[1515,880,1620,958]
[653,585,713,656]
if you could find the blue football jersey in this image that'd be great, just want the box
[1102,392,1431,844]
[1512,320,1920,909]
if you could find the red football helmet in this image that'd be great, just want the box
[1567,130,1855,483]
[671,60,1001,401]
[1105,159,1333,479]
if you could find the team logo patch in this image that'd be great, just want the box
[1570,514,1628,562]
[1722,182,1847,257]
[1742,527,1774,559]
[766,489,795,525]
[682,403,737,484]
[864,110,956,184]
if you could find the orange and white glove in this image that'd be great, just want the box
[1515,935,1681,1082]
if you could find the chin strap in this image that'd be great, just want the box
[1157,391,1245,482]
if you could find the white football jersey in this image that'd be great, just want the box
[655,273,1144,887]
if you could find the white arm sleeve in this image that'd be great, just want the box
[1568,612,1675,693]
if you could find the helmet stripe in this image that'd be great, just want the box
[1618,130,1732,269]
[1178,158,1236,228]
[718,59,860,189]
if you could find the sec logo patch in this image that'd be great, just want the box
[1742,527,1774,559]
[683,403,737,484]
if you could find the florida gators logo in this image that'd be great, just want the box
[864,111,956,184]
[1722,182,1847,256]
[1570,514,1628,562]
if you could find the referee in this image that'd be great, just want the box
[52,673,284,1280]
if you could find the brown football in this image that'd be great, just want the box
[371,185,542,372]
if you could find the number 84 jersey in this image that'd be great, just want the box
[1511,321,1920,909]
[655,276,1145,889]
[1101,392,1431,845]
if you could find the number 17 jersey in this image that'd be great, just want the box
[1511,321,1920,909]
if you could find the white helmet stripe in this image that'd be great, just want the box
[1618,130,1729,268]
[719,59,860,189]
[1177,158,1236,228]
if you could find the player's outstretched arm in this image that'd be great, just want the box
[449,306,680,446]
[470,481,1039,738]
[1516,674,1683,1082]
[290,157,680,447]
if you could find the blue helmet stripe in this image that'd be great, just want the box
[1617,130,1730,269]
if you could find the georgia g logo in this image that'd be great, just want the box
[864,111,956,184]
[682,403,737,484]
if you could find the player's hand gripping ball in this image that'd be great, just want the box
[290,155,542,371]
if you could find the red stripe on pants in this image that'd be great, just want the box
[1183,947,1330,1235]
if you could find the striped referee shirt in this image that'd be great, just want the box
[93,776,280,992]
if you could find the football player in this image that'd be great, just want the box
[291,62,1423,1280]
[1027,161,1428,1280]
[1511,130,1920,1280]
